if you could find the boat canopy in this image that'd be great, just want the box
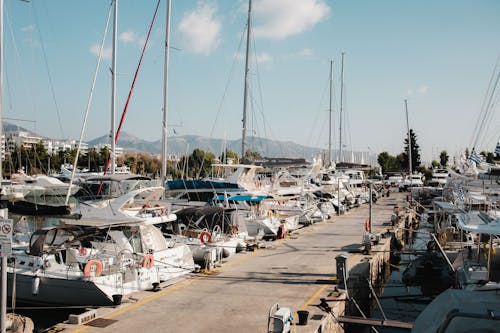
[457,211,500,235]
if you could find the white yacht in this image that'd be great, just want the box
[429,168,450,187]
[11,170,80,197]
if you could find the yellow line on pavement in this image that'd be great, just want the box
[71,250,262,333]
[298,253,361,312]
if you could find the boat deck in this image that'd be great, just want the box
[58,193,405,333]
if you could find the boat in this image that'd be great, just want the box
[10,170,80,198]
[2,199,71,217]
[412,288,500,333]
[429,168,450,187]
[162,205,247,269]
[7,217,194,306]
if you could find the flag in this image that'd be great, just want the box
[495,142,500,156]
[469,148,481,165]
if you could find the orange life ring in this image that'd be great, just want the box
[231,225,239,234]
[160,207,166,215]
[142,254,155,268]
[199,231,212,243]
[84,260,103,277]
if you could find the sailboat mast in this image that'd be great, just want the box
[0,0,3,181]
[110,0,117,174]
[241,0,252,160]
[405,99,412,176]
[339,52,344,162]
[328,59,333,165]
[161,0,171,186]
[0,1,5,331]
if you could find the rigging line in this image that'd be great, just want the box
[471,54,500,148]
[196,21,246,177]
[30,1,65,139]
[477,69,500,149]
[250,30,268,148]
[475,67,500,149]
[100,0,160,187]
[306,70,329,148]
[64,0,113,206]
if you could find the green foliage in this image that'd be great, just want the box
[431,160,440,168]
[244,150,262,161]
[377,151,402,174]
[402,129,421,171]
[439,150,449,167]
[219,149,239,164]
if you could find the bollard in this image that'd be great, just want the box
[335,254,349,289]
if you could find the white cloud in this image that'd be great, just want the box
[234,51,272,63]
[119,30,146,48]
[178,2,222,55]
[252,0,330,40]
[406,85,429,97]
[90,44,112,59]
[119,31,138,44]
[417,85,429,94]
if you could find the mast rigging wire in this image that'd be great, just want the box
[64,1,113,205]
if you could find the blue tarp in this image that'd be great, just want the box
[212,194,271,203]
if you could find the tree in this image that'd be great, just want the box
[377,151,402,174]
[244,150,262,162]
[402,129,421,172]
[219,149,239,164]
[439,150,449,167]
[431,160,440,168]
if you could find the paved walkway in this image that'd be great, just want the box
[65,193,403,333]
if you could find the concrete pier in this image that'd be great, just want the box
[55,193,407,333]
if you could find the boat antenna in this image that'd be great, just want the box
[241,0,252,160]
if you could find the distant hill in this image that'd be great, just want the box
[88,132,325,159]
[4,122,374,162]
[3,122,38,136]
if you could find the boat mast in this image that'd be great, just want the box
[339,52,345,162]
[328,59,333,166]
[241,0,252,160]
[405,99,412,176]
[0,1,5,331]
[161,0,171,186]
[110,0,118,174]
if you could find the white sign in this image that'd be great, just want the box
[0,241,11,257]
[0,219,13,257]
[0,219,12,241]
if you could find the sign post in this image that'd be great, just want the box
[0,216,12,333]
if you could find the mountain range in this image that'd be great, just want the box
[5,122,324,158]
[87,132,325,159]
[5,122,375,162]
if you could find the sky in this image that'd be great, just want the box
[3,0,500,164]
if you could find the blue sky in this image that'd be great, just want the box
[3,0,500,163]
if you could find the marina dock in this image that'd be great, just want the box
[54,193,406,333]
